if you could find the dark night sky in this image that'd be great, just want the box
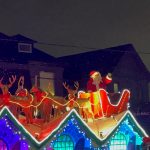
[0,0,150,71]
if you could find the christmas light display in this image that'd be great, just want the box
[78,89,130,118]
[0,105,148,149]
[0,74,149,149]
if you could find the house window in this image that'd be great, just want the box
[18,43,32,53]
[39,71,55,95]
[114,83,119,93]
[53,134,74,150]
[0,139,8,150]
[109,132,127,150]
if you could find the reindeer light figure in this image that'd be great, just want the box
[0,75,21,119]
[63,81,79,108]
[0,75,16,106]
[0,75,34,123]
[63,81,94,122]
[30,86,53,122]
[14,76,34,123]
[47,82,67,117]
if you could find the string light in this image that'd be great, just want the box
[1,88,130,122]
[0,115,30,149]
[0,104,148,149]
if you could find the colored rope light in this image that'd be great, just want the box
[0,106,148,147]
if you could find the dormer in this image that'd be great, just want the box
[10,34,37,53]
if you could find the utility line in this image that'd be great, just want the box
[0,38,150,55]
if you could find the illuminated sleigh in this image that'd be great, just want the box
[78,89,130,118]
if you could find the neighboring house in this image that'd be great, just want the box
[1,33,149,111]
[57,44,150,109]
[0,33,63,96]
[0,33,149,150]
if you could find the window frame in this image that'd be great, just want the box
[18,43,32,53]
[52,134,74,150]
[109,132,127,150]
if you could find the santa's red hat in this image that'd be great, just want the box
[90,71,100,78]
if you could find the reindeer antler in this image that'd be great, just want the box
[8,75,16,88]
[74,81,79,91]
[18,76,24,88]
[63,82,69,90]
[0,77,4,87]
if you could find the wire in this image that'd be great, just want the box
[0,38,150,55]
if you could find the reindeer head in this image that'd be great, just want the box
[0,75,16,94]
[63,81,79,99]
[30,86,40,94]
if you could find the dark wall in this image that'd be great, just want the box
[60,49,149,107]
[112,52,149,106]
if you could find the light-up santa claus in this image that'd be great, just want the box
[86,71,112,118]
[87,71,112,92]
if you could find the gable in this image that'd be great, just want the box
[113,50,149,80]
[10,34,37,43]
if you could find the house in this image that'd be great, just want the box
[1,33,149,109]
[57,44,150,109]
[0,33,64,96]
[0,35,149,149]
[0,106,148,150]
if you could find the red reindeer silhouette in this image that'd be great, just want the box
[0,75,19,119]
[63,82,94,122]
[30,86,53,122]
[12,90,34,123]
[13,76,33,123]
[0,75,16,106]
[63,81,79,108]
[1,75,34,123]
